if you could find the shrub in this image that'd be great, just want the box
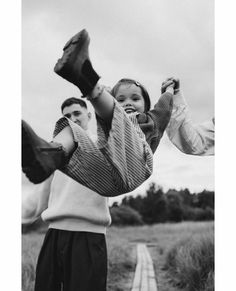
[183,206,214,221]
[165,232,214,290]
[110,205,144,226]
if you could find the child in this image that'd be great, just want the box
[22,29,173,196]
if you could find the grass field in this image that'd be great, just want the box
[22,221,214,291]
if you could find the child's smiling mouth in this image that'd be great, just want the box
[124,107,136,114]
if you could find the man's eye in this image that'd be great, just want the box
[73,112,81,116]
[64,114,71,118]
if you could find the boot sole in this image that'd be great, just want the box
[22,121,51,184]
[54,29,90,78]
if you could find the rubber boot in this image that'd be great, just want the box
[54,29,100,97]
[22,120,68,184]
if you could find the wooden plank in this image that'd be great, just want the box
[131,243,158,291]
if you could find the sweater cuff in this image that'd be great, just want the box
[172,90,188,108]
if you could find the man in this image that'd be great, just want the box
[162,77,214,156]
[22,97,111,291]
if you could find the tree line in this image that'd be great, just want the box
[22,183,214,232]
[110,183,214,225]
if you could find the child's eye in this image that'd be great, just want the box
[132,95,142,101]
[117,98,124,102]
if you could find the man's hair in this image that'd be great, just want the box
[61,97,87,113]
[111,78,151,112]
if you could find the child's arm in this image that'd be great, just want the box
[137,88,174,153]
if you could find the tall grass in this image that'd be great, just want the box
[165,232,214,291]
[22,234,44,291]
[22,256,35,291]
[22,222,213,291]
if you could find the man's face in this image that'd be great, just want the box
[62,103,91,130]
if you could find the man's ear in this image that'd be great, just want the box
[88,112,92,120]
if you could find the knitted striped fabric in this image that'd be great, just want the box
[53,101,153,197]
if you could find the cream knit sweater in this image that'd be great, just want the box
[22,170,111,234]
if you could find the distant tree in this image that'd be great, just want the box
[140,183,168,223]
[166,190,184,222]
[118,184,214,224]
[179,188,194,206]
[121,195,143,213]
[196,190,214,209]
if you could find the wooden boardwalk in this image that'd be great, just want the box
[131,243,158,291]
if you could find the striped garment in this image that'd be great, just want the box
[53,100,153,197]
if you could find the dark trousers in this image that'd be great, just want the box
[34,229,107,291]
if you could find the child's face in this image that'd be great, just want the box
[115,83,145,114]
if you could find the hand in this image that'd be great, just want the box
[161,77,180,94]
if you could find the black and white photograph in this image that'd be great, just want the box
[20,0,218,290]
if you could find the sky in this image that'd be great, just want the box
[22,0,214,203]
[0,1,232,289]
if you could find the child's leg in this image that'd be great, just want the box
[87,83,115,123]
[53,116,145,195]
[22,117,140,195]
[53,125,75,154]
[54,29,115,124]
[54,107,153,196]
[93,101,153,195]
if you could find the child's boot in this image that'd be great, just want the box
[22,120,68,184]
[54,29,100,97]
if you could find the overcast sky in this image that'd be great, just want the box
[22,0,214,203]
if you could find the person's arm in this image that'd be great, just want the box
[88,83,115,124]
[165,84,214,156]
[22,174,53,224]
[137,86,174,153]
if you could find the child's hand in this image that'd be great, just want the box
[161,77,180,94]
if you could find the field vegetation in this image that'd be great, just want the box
[113,183,214,224]
[22,221,214,291]
[165,232,214,291]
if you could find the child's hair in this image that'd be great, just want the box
[111,78,151,111]
[61,97,87,113]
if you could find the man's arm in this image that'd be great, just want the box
[164,79,214,156]
[22,174,53,224]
